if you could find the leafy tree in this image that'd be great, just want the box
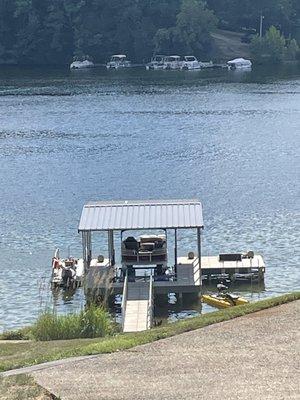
[285,38,299,60]
[155,0,217,56]
[176,0,217,53]
[251,25,288,63]
[0,0,298,64]
[44,0,74,63]
[207,0,295,36]
[0,0,17,63]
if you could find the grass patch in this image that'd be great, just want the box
[0,292,299,373]
[0,374,55,399]
[32,305,113,341]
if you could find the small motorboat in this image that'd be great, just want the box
[227,58,252,70]
[70,58,94,70]
[202,293,249,309]
[51,249,84,289]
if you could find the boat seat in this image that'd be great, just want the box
[226,294,239,300]
[123,237,139,251]
[140,242,155,251]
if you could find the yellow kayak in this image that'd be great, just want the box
[202,294,249,309]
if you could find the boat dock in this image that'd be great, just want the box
[78,199,265,332]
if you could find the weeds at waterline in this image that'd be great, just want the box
[31,305,114,341]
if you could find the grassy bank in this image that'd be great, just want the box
[1,292,299,373]
[1,305,115,342]
[32,305,113,341]
[0,374,56,400]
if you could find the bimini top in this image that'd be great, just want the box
[78,199,203,231]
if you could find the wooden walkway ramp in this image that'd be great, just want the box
[122,278,153,333]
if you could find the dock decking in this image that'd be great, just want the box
[85,253,264,297]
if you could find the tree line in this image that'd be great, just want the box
[0,0,299,65]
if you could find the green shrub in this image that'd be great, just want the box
[285,39,300,60]
[251,26,286,64]
[32,305,113,341]
[0,327,33,340]
[79,304,113,338]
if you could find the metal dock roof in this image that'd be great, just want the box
[78,199,203,231]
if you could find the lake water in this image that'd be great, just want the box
[0,64,299,331]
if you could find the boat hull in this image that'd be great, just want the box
[70,61,94,70]
[202,294,249,309]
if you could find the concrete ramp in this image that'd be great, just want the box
[122,279,153,333]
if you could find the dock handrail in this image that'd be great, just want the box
[121,270,128,331]
[147,272,154,329]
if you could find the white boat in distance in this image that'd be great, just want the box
[227,58,252,70]
[181,56,202,70]
[163,55,182,70]
[106,54,131,69]
[70,59,94,70]
[146,55,165,70]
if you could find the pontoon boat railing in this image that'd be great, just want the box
[121,249,167,264]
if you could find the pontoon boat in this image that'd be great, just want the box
[146,55,165,70]
[163,56,182,70]
[106,55,131,69]
[181,56,202,70]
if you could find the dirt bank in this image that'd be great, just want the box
[212,29,251,61]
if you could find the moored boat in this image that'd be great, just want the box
[163,55,182,70]
[202,293,249,309]
[106,54,131,69]
[51,249,84,289]
[227,57,252,70]
[181,56,202,70]
[70,58,94,70]
[146,55,165,70]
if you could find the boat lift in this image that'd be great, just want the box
[78,199,204,332]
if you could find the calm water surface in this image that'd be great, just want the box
[0,65,299,331]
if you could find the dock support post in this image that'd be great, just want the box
[87,231,92,265]
[82,232,86,271]
[176,292,183,305]
[82,231,91,273]
[197,227,202,287]
[174,228,178,278]
[108,230,115,266]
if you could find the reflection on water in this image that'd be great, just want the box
[0,64,299,331]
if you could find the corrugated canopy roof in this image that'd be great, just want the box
[78,199,203,231]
